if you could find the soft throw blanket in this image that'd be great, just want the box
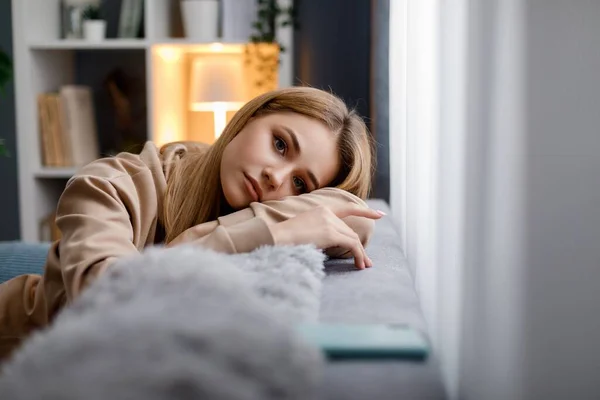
[0,245,326,400]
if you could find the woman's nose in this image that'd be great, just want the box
[264,166,289,192]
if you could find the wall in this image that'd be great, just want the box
[458,0,600,399]
[521,0,600,397]
[0,0,20,240]
[371,0,390,201]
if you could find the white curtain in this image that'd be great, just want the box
[391,0,600,399]
[391,0,527,397]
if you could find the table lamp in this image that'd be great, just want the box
[189,54,247,139]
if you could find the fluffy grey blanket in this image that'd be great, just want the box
[0,245,326,400]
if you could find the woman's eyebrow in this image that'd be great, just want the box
[307,171,320,190]
[280,125,301,155]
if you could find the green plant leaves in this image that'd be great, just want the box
[0,139,8,157]
[250,0,298,49]
[82,4,102,20]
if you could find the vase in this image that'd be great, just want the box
[62,0,100,39]
[83,20,106,41]
[181,0,220,41]
[221,0,257,42]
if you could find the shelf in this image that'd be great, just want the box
[34,168,77,179]
[29,39,148,50]
[150,38,246,45]
[28,39,248,51]
[13,0,293,243]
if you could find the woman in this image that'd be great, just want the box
[0,87,383,362]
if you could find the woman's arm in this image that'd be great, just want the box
[169,187,379,262]
[49,144,165,300]
[250,188,377,255]
[54,174,146,300]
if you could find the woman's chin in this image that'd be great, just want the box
[222,188,249,210]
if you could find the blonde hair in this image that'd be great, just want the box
[163,86,375,243]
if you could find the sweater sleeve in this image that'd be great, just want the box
[166,217,275,253]
[50,144,166,300]
[54,174,140,300]
[169,187,374,258]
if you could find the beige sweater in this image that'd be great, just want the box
[0,141,373,363]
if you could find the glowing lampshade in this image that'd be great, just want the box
[189,54,247,138]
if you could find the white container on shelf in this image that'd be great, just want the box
[181,0,219,41]
[83,20,106,41]
[221,0,257,42]
[62,0,100,39]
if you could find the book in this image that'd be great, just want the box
[47,95,65,166]
[37,94,53,166]
[54,94,73,166]
[38,93,70,167]
[118,0,144,38]
[37,86,100,168]
[59,85,100,167]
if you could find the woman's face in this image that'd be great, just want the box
[220,112,340,209]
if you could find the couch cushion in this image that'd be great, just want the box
[319,199,446,400]
[0,242,50,284]
[322,200,425,332]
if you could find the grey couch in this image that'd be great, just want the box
[0,200,446,399]
[319,199,446,399]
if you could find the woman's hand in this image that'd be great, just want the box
[269,205,384,269]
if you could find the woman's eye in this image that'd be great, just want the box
[274,136,287,154]
[293,177,307,193]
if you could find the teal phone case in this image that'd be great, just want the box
[296,323,429,361]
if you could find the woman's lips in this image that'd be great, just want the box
[244,174,261,202]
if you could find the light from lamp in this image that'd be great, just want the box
[190,54,247,138]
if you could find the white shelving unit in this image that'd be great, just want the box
[12,0,293,242]
[28,40,149,50]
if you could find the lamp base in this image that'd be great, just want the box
[213,104,228,139]
[191,102,244,140]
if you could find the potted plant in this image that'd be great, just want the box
[0,48,12,157]
[245,0,298,96]
[82,4,106,41]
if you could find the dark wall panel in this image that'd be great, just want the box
[293,0,389,201]
[371,0,390,201]
[0,0,20,240]
[294,0,371,123]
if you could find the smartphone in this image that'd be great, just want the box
[296,323,429,361]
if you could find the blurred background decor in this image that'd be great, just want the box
[117,0,144,38]
[189,51,247,139]
[246,0,297,92]
[250,0,297,47]
[181,0,220,41]
[221,0,257,42]
[61,0,101,39]
[82,3,106,41]
[0,47,11,157]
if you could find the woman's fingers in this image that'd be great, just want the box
[270,205,377,269]
[334,220,370,269]
[339,235,366,269]
[333,204,385,221]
